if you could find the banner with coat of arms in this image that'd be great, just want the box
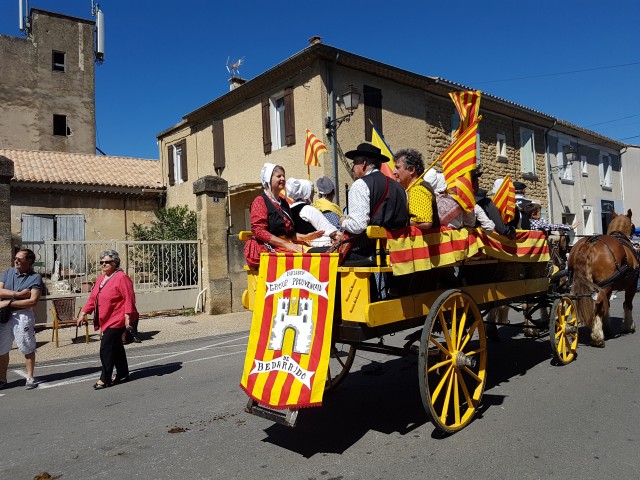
[240,252,339,409]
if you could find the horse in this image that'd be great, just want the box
[568,210,638,347]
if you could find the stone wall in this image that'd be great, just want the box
[0,10,96,153]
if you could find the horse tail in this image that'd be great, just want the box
[570,241,598,329]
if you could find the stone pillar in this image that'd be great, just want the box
[193,175,232,314]
[0,156,14,267]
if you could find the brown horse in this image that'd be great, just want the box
[569,210,638,347]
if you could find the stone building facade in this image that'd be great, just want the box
[157,41,625,311]
[0,9,96,154]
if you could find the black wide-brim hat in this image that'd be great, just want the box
[513,181,527,191]
[344,143,390,163]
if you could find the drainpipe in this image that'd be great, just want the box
[326,54,340,204]
[544,120,557,222]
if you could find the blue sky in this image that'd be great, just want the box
[1,0,639,159]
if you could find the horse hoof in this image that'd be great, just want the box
[590,340,605,348]
[524,328,539,338]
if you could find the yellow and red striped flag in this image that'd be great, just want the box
[492,175,516,223]
[449,172,476,213]
[370,122,396,180]
[240,252,340,409]
[304,129,327,167]
[440,119,479,184]
[450,90,481,139]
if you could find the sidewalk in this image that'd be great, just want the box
[8,311,253,367]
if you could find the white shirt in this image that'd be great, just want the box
[342,168,408,234]
[447,205,494,231]
[292,202,338,247]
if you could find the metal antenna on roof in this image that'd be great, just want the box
[226,56,245,76]
[91,1,105,63]
[18,0,31,36]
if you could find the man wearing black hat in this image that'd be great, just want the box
[472,170,516,238]
[340,143,409,260]
[514,181,532,230]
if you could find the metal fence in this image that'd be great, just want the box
[20,240,200,297]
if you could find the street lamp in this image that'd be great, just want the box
[325,84,361,136]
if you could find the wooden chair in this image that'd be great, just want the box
[51,297,89,348]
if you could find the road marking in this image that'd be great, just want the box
[36,335,250,389]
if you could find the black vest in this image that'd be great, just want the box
[516,197,532,230]
[290,203,316,234]
[261,192,293,237]
[361,171,409,230]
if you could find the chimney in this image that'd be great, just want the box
[308,36,322,46]
[229,76,247,91]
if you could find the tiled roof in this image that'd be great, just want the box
[0,149,163,190]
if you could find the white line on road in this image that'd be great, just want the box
[35,335,250,389]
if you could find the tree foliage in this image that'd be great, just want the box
[131,205,197,241]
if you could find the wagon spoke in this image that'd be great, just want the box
[453,369,461,425]
[462,366,482,384]
[463,347,485,357]
[428,358,452,373]
[439,368,455,424]
[438,311,453,351]
[430,335,450,357]
[456,303,470,350]
[456,369,474,407]
[431,364,453,403]
[458,320,480,351]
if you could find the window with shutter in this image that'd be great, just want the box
[265,89,293,152]
[213,120,226,174]
[168,142,186,185]
[364,85,382,142]
[262,98,272,154]
[167,145,175,186]
[180,140,188,182]
[284,86,296,146]
[519,128,536,175]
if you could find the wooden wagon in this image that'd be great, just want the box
[239,226,578,433]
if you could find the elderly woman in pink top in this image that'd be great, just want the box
[76,249,138,390]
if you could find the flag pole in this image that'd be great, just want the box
[307,165,310,181]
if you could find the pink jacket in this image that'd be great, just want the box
[82,270,137,331]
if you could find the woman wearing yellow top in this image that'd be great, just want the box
[393,148,436,230]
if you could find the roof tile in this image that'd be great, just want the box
[0,149,163,189]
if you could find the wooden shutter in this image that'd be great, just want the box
[213,120,226,172]
[167,145,175,186]
[284,86,296,146]
[261,98,272,154]
[364,85,382,142]
[180,141,188,181]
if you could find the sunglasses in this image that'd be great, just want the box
[99,260,115,265]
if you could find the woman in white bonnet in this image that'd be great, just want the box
[286,177,340,248]
[243,163,323,268]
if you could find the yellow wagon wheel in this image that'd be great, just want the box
[325,341,356,391]
[548,296,578,365]
[419,289,487,433]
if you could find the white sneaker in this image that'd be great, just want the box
[25,378,38,390]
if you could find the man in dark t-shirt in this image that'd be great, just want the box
[0,249,44,390]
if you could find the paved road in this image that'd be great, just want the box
[1,297,638,479]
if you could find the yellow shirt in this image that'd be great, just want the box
[406,178,433,224]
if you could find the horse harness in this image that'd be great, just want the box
[587,232,640,288]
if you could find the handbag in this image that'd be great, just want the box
[0,306,11,324]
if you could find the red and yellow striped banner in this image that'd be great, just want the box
[387,226,484,276]
[450,90,481,140]
[493,175,516,223]
[240,252,339,409]
[304,129,327,167]
[440,120,479,183]
[386,226,550,276]
[449,172,476,213]
[479,229,550,261]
